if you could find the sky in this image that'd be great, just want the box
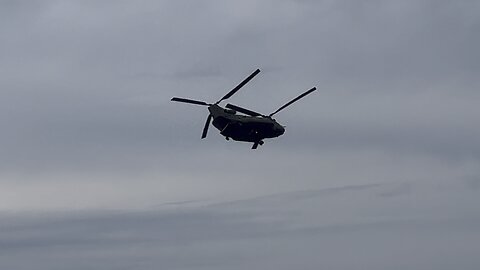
[1,0,480,269]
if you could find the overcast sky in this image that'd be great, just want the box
[1,0,480,269]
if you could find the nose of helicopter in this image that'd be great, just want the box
[275,124,285,136]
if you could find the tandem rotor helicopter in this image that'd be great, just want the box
[171,68,316,149]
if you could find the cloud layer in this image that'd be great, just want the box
[1,180,480,269]
[1,0,480,268]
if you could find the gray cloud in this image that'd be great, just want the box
[1,180,480,269]
[1,0,480,268]
[1,0,478,205]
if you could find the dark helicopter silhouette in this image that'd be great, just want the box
[171,69,316,149]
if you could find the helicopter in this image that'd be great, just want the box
[171,68,316,149]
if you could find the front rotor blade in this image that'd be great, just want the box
[226,103,263,117]
[201,114,212,139]
[217,69,260,103]
[269,87,317,117]
[171,97,209,106]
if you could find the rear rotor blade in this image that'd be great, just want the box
[201,114,212,139]
[217,69,260,103]
[171,97,210,106]
[269,87,317,117]
[226,103,264,117]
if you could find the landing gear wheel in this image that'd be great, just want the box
[252,140,264,149]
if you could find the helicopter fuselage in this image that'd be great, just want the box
[208,105,285,143]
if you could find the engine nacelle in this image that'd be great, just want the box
[224,108,236,115]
